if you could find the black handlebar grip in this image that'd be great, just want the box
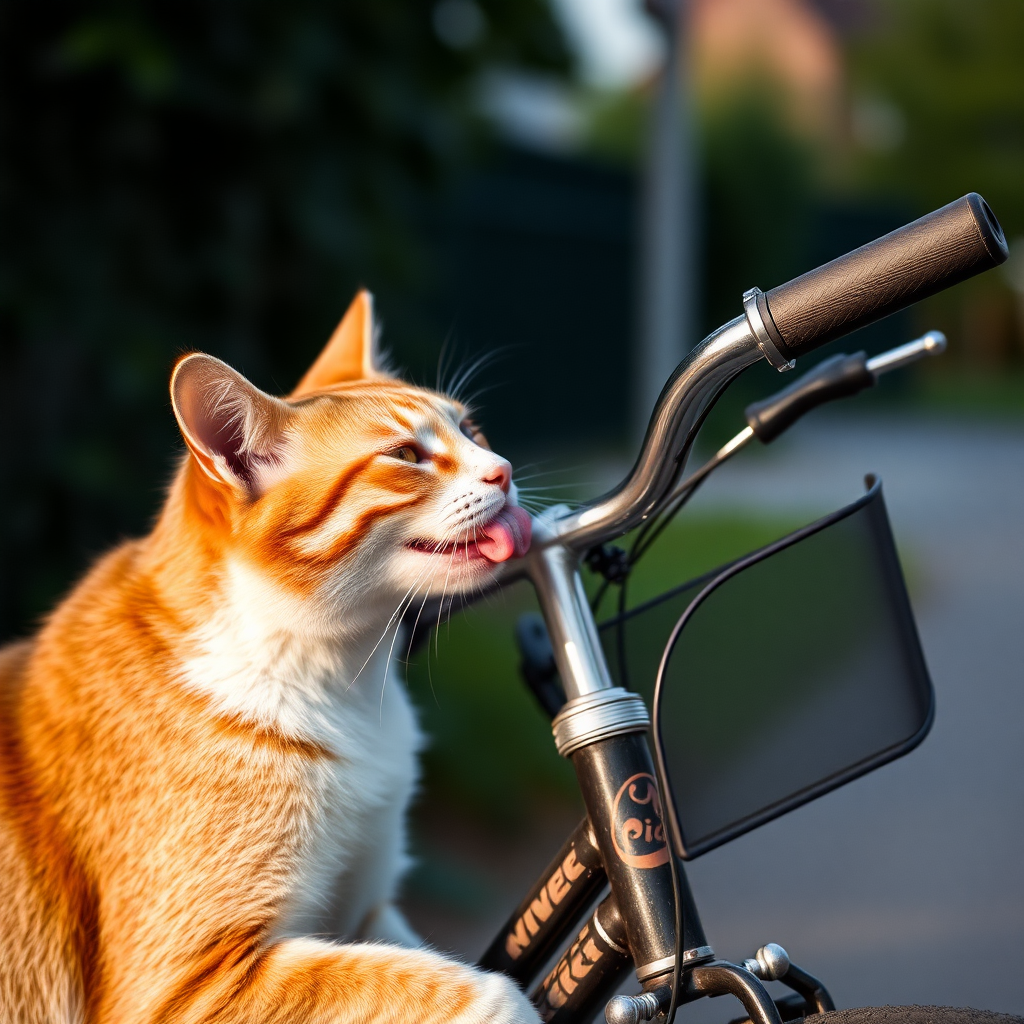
[762,193,1008,359]
[745,351,874,444]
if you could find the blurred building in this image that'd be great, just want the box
[691,0,844,139]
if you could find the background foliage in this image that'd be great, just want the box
[847,0,1024,370]
[848,0,1024,232]
[0,0,571,639]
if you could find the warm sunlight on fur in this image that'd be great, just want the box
[0,291,536,1023]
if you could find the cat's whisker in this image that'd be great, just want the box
[447,524,482,638]
[413,589,443,710]
[377,518,465,718]
[515,460,586,480]
[516,484,582,501]
[440,526,474,644]
[511,471,565,485]
[508,460,549,476]
[515,482,579,493]
[518,500,579,516]
[437,332,470,397]
[401,513,470,674]
[435,328,459,394]
[444,351,493,402]
[514,490,574,509]
[434,562,455,657]
[515,496,561,512]
[380,592,417,723]
[432,524,466,660]
[348,555,441,692]
[404,587,434,665]
[444,347,509,404]
[451,381,499,410]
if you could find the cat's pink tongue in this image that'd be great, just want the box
[477,506,532,563]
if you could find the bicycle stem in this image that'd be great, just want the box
[514,322,949,996]
[516,321,954,997]
[513,324,949,983]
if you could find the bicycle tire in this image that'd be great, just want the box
[796,1007,1024,1024]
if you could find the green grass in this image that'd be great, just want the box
[590,512,807,613]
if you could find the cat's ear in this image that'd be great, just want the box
[290,289,383,398]
[171,353,292,495]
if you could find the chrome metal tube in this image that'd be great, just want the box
[866,329,946,376]
[659,425,755,509]
[548,316,763,551]
[528,535,617,698]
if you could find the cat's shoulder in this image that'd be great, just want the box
[25,538,151,667]
[0,639,32,725]
[0,637,32,684]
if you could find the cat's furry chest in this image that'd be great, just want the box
[179,605,423,941]
[278,656,422,940]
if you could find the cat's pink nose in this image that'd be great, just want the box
[482,460,511,493]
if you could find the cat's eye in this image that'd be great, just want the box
[460,419,486,446]
[389,445,421,464]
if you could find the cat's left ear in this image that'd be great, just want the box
[171,353,293,496]
[290,289,383,398]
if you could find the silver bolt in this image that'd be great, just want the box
[755,943,790,980]
[605,991,663,1024]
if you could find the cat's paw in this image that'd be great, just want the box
[455,968,542,1024]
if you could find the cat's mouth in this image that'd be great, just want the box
[406,505,532,565]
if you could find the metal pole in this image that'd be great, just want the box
[634,0,696,446]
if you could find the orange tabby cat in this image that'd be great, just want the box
[0,291,535,1023]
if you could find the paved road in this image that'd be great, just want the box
[677,413,1024,1016]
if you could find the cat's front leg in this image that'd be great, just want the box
[158,937,541,1024]
[357,900,421,947]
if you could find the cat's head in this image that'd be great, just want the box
[169,291,531,621]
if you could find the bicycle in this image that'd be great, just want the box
[416,193,1019,1024]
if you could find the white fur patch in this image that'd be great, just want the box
[177,559,423,941]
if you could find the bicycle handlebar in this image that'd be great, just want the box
[762,194,1007,359]
[545,194,1006,552]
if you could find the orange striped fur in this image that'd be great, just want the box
[0,291,537,1023]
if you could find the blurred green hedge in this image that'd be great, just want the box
[0,0,572,639]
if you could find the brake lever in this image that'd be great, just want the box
[745,329,947,443]
[661,329,946,508]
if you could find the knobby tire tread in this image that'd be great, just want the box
[796,1007,1023,1024]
